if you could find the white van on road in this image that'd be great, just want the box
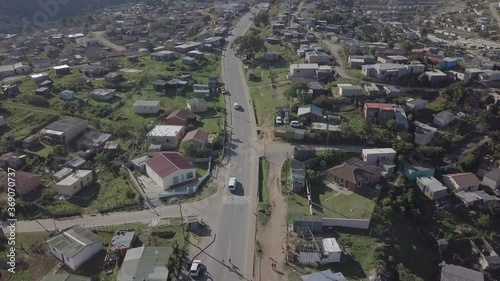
[228,177,237,191]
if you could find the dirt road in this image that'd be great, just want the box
[91,31,126,51]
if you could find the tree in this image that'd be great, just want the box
[477,213,492,228]
[396,264,424,281]
[400,41,415,54]
[253,13,269,27]
[233,33,265,59]
[284,83,308,99]
[180,141,196,157]
[440,82,470,105]
[460,149,481,172]
[393,141,415,156]
[387,119,397,131]
[418,73,429,85]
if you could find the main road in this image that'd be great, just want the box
[198,9,260,281]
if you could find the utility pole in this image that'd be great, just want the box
[178,198,185,236]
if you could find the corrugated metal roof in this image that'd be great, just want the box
[46,225,102,258]
[41,273,91,281]
[118,246,173,281]
[441,264,484,281]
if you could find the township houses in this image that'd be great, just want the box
[151,50,175,61]
[186,98,208,113]
[173,42,202,53]
[403,163,435,181]
[181,129,210,148]
[362,148,396,166]
[301,270,347,281]
[364,103,394,126]
[325,158,382,191]
[165,109,196,126]
[41,117,89,143]
[56,170,94,197]
[482,168,500,190]
[336,84,363,97]
[297,104,322,124]
[413,121,438,146]
[146,125,185,150]
[46,225,102,271]
[288,63,318,80]
[133,100,161,114]
[440,263,484,281]
[2,171,42,195]
[361,62,425,80]
[442,173,481,193]
[433,110,455,127]
[416,176,448,200]
[89,89,116,101]
[0,152,26,169]
[145,152,197,190]
[117,246,173,281]
[76,131,112,152]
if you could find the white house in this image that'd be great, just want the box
[482,168,500,190]
[145,152,197,190]
[133,100,160,114]
[146,125,185,149]
[406,98,427,110]
[322,238,341,263]
[433,110,455,127]
[362,63,425,80]
[442,173,481,193]
[337,84,363,97]
[362,148,396,166]
[288,63,319,80]
[30,72,50,83]
[416,177,448,200]
[56,170,93,197]
[46,225,102,271]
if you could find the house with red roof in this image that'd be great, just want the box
[363,103,395,126]
[325,158,382,191]
[181,129,210,148]
[165,109,196,126]
[3,171,42,195]
[442,173,480,193]
[145,152,197,190]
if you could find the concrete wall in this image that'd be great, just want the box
[322,218,370,229]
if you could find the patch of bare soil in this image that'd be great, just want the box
[255,159,288,281]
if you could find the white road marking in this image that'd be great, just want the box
[222,195,250,205]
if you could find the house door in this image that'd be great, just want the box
[61,253,65,262]
[80,182,83,189]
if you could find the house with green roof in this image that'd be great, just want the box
[41,273,91,281]
[46,225,103,271]
[117,246,173,281]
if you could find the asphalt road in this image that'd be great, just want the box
[197,11,260,281]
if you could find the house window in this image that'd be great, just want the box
[187,172,194,179]
[357,181,362,187]
[87,177,89,181]
[173,176,179,184]
[152,138,156,142]
[365,178,369,183]
[166,139,170,143]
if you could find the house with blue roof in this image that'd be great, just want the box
[403,162,435,181]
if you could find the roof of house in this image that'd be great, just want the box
[41,273,91,281]
[44,117,87,133]
[290,158,305,170]
[322,238,341,253]
[365,103,393,110]
[111,230,136,248]
[46,225,102,258]
[147,125,184,137]
[118,246,173,281]
[2,171,41,188]
[413,121,438,132]
[435,110,454,119]
[290,63,319,70]
[301,270,347,281]
[326,158,381,184]
[362,148,396,155]
[146,152,193,178]
[182,129,209,144]
[440,264,484,281]
[383,85,400,92]
[57,170,93,186]
[484,168,500,182]
[133,100,160,107]
[298,104,322,117]
[338,84,362,90]
[187,98,208,106]
[166,109,195,121]
[446,173,480,187]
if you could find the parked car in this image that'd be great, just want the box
[290,121,303,128]
[233,102,240,109]
[228,177,237,191]
[276,115,283,124]
[190,260,204,277]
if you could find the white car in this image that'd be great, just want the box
[190,260,203,277]
[233,102,240,109]
[228,177,237,191]
[276,115,283,124]
[290,121,303,128]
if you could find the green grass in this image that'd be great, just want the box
[427,101,444,111]
[346,68,366,80]
[1,102,58,140]
[258,157,271,225]
[195,163,209,177]
[249,87,276,125]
